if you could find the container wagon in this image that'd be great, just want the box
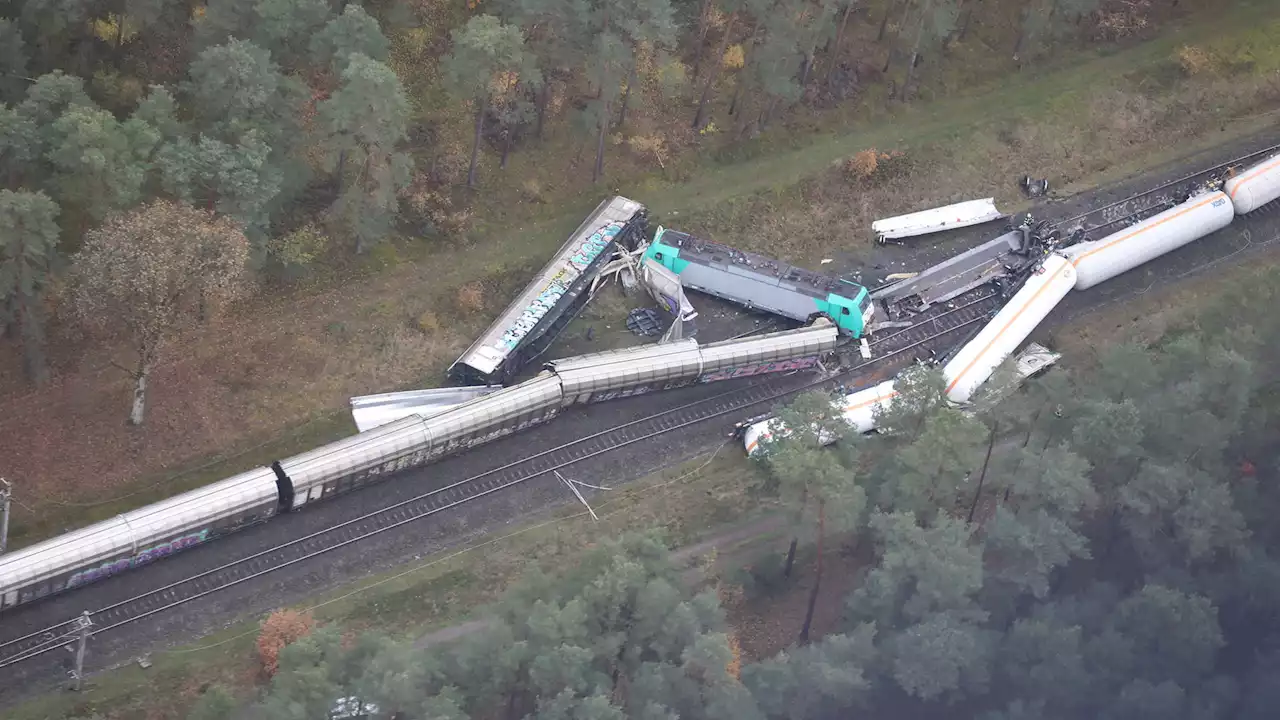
[642,227,875,337]
[449,196,649,385]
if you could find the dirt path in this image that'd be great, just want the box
[413,513,790,649]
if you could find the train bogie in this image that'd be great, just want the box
[1064,191,1233,291]
[283,417,431,509]
[1225,154,1280,215]
[0,467,279,609]
[942,254,1076,404]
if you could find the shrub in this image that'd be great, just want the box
[256,609,314,678]
[268,223,331,269]
[455,281,486,316]
[1175,45,1218,77]
[843,148,909,184]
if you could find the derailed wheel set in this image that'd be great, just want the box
[1,150,1278,633]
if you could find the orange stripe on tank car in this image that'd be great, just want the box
[1068,193,1222,270]
[945,261,1071,396]
[842,391,898,414]
[1229,155,1280,200]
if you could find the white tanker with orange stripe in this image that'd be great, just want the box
[743,151,1280,455]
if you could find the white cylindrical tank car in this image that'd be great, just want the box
[1225,154,1280,215]
[1063,191,1234,291]
[743,379,897,455]
[839,380,898,436]
[943,254,1076,404]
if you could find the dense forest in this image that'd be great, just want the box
[0,0,1176,422]
[178,265,1280,719]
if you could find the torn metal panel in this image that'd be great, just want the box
[640,257,698,341]
[872,230,1025,313]
[1014,342,1061,379]
[872,198,1007,242]
[350,386,503,432]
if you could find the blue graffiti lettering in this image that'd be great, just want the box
[67,528,212,588]
[496,222,625,351]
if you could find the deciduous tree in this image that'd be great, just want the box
[0,189,59,385]
[69,200,251,425]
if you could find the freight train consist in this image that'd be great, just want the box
[4,152,1279,614]
[643,227,876,337]
[742,152,1280,454]
[0,321,837,610]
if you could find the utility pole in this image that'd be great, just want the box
[68,611,93,691]
[0,478,10,554]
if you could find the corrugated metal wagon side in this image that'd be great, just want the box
[548,340,704,404]
[698,320,839,382]
[0,467,279,609]
[420,374,564,457]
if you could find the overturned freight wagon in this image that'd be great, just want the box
[449,196,649,385]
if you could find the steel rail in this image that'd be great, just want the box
[1050,141,1280,237]
[0,292,1001,672]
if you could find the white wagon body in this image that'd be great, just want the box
[1063,191,1234,291]
[1225,153,1280,215]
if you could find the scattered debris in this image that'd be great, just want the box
[1020,175,1050,198]
[626,308,665,337]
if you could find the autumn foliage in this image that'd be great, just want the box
[257,609,315,678]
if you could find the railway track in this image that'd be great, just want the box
[0,291,1000,675]
[14,138,1267,679]
[1051,141,1280,239]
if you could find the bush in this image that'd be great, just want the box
[732,550,793,601]
[455,281,486,316]
[1175,45,1219,77]
[843,148,909,184]
[268,223,331,269]
[256,609,314,678]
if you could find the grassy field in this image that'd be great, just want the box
[1,0,1277,551]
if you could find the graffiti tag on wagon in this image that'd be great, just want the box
[497,222,625,350]
[698,356,819,383]
[67,528,212,588]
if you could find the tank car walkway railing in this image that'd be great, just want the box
[0,291,1003,676]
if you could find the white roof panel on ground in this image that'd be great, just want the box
[872,198,1006,240]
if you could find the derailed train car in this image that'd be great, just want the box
[449,196,650,386]
[0,321,837,610]
[741,150,1280,456]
